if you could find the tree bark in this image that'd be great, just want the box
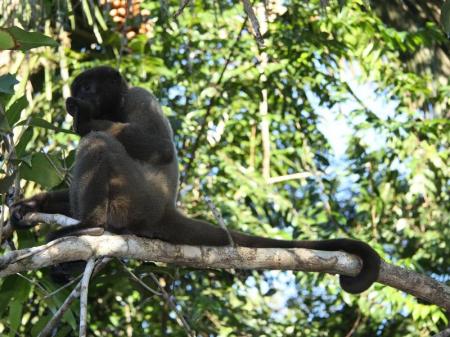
[1,223,449,311]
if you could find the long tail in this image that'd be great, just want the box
[230,231,380,293]
[162,211,380,294]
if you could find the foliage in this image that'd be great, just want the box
[0,27,58,51]
[441,0,450,35]
[0,0,449,336]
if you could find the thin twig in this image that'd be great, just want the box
[43,273,83,299]
[241,0,264,48]
[149,273,195,337]
[43,152,66,181]
[260,84,270,180]
[38,282,81,337]
[38,258,110,337]
[118,260,162,296]
[173,0,191,18]
[17,272,49,296]
[344,310,361,337]
[1,234,74,268]
[79,257,96,337]
[0,194,5,246]
[267,172,314,184]
[204,194,234,246]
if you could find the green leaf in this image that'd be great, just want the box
[17,117,74,134]
[81,0,94,25]
[15,127,34,156]
[30,315,51,337]
[0,172,16,193]
[441,0,450,35]
[0,74,18,94]
[0,26,58,51]
[8,300,23,336]
[0,108,11,132]
[6,95,27,126]
[19,152,63,188]
[0,29,15,50]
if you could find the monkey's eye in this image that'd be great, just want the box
[80,83,96,94]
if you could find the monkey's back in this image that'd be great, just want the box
[124,87,180,209]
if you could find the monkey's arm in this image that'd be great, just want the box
[84,119,174,163]
[66,96,174,163]
[10,190,71,229]
[66,97,94,136]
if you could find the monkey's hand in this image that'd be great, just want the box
[66,97,94,136]
[10,195,45,229]
[156,141,175,164]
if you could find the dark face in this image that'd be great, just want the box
[70,66,128,120]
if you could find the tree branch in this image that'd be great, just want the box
[79,257,95,337]
[1,213,449,311]
[37,258,110,337]
[432,328,450,337]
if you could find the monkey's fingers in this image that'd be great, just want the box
[10,201,40,229]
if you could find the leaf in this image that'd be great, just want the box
[30,315,51,337]
[0,29,15,50]
[19,152,63,188]
[0,74,18,94]
[0,172,16,193]
[0,108,11,132]
[8,300,23,335]
[441,0,450,36]
[94,5,108,31]
[17,117,74,134]
[15,127,33,156]
[0,26,58,51]
[6,95,27,126]
[142,57,173,77]
[81,0,94,25]
[1,275,30,335]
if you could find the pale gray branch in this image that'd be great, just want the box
[24,212,80,227]
[79,258,95,337]
[38,258,110,337]
[1,213,449,311]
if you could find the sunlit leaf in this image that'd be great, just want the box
[19,152,63,188]
[0,26,58,51]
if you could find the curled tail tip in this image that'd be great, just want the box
[339,276,375,294]
[339,254,381,294]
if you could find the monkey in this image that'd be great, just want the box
[11,66,381,294]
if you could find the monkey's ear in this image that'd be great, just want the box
[66,97,78,117]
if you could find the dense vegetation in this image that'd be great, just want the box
[0,0,449,336]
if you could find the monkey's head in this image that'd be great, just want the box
[69,66,128,120]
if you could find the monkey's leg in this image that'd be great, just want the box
[87,119,175,163]
[70,132,155,235]
[11,190,71,229]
